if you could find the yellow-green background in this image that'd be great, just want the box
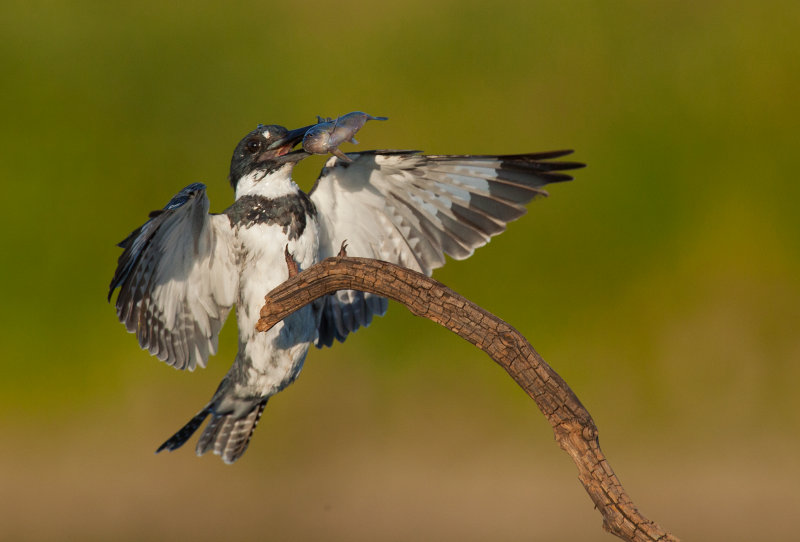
[2,1,798,540]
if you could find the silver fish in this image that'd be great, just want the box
[303,111,388,161]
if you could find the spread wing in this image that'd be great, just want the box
[308,150,583,347]
[108,183,238,371]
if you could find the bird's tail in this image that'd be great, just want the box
[195,401,268,463]
[156,399,268,464]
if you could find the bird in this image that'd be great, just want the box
[108,114,584,464]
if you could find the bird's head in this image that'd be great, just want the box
[229,124,312,189]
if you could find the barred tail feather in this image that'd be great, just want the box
[155,399,267,464]
[195,415,224,455]
[196,400,268,464]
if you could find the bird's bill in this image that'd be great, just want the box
[258,124,316,165]
[266,124,315,154]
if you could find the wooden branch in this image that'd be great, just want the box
[257,256,678,542]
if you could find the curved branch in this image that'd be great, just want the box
[257,256,678,542]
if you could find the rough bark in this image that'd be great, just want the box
[257,255,679,542]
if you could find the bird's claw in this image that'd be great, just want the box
[284,245,300,278]
[337,240,348,258]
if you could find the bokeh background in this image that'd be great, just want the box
[2,1,798,540]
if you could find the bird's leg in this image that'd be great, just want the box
[337,240,348,258]
[284,245,300,278]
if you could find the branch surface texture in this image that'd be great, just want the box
[257,256,678,542]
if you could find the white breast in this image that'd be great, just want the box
[232,204,320,397]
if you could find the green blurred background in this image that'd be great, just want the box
[2,1,798,540]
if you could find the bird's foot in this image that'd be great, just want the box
[284,245,300,278]
[337,240,348,258]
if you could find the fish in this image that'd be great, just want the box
[302,111,388,161]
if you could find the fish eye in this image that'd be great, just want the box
[246,138,263,154]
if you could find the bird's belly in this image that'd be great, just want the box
[232,221,320,396]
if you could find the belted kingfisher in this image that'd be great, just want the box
[108,115,584,464]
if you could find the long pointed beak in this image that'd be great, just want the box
[267,124,315,150]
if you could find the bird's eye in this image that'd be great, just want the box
[246,138,263,154]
